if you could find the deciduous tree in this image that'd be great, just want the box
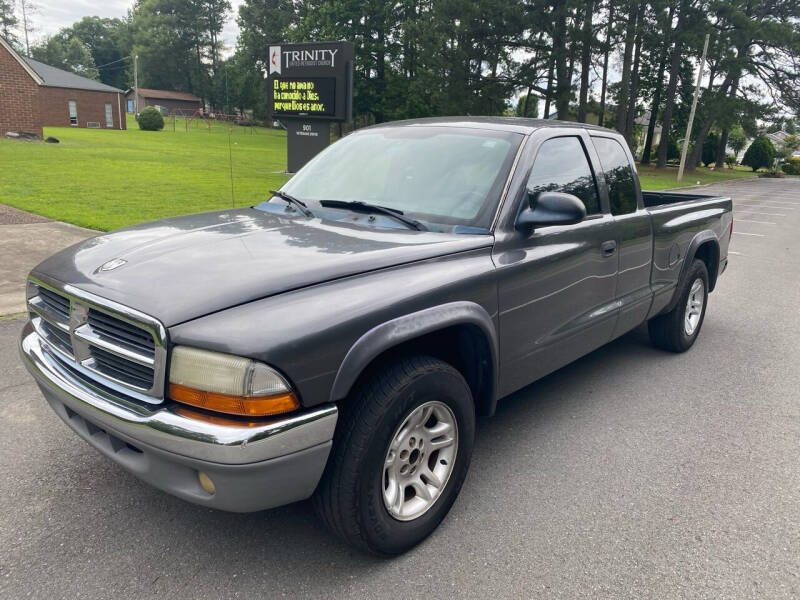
[31,36,99,79]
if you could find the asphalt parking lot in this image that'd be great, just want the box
[1,178,798,599]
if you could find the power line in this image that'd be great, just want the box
[96,55,132,69]
[96,63,131,72]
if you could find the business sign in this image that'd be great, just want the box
[272,77,336,117]
[267,41,354,123]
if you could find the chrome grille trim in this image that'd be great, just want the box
[28,296,70,331]
[38,286,71,321]
[26,276,167,404]
[87,346,155,389]
[87,309,155,354]
[74,325,156,367]
[31,316,74,357]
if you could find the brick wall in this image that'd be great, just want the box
[39,88,126,130]
[0,43,42,137]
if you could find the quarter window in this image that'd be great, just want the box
[68,100,77,125]
[526,136,600,215]
[591,137,638,215]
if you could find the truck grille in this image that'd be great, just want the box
[27,278,167,403]
[38,287,71,321]
[39,319,74,355]
[87,309,156,355]
[89,346,155,389]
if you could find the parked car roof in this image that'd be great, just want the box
[363,116,618,135]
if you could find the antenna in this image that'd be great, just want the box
[227,122,235,208]
[133,54,139,115]
[225,64,235,208]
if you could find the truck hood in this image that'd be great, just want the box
[32,209,492,326]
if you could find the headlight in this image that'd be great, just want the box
[168,346,299,417]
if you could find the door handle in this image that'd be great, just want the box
[601,240,617,257]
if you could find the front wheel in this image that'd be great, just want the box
[648,259,709,352]
[313,356,475,555]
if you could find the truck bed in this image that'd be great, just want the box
[641,190,718,208]
[641,190,733,320]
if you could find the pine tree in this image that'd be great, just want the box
[0,0,19,47]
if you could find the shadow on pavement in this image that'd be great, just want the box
[48,328,660,573]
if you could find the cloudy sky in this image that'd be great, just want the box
[25,0,244,50]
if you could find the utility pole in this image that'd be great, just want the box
[20,0,31,55]
[678,33,710,182]
[133,53,139,115]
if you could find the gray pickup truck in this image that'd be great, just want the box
[20,117,732,555]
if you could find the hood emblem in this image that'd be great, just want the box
[99,258,127,272]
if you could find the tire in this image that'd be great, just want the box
[313,355,475,556]
[648,259,709,352]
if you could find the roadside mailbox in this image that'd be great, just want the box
[267,41,354,172]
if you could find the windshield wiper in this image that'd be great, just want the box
[319,200,427,231]
[269,189,314,218]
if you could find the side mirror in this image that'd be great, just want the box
[516,191,587,230]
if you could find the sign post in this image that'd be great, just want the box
[267,41,354,172]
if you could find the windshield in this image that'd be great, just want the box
[276,126,523,231]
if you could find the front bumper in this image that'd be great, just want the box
[19,322,338,512]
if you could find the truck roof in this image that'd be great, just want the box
[363,116,618,135]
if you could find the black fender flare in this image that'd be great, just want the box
[330,301,499,413]
[663,230,720,314]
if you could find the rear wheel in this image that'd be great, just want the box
[313,355,475,555]
[648,259,709,352]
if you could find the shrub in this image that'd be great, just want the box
[742,136,776,172]
[725,154,737,168]
[657,136,681,162]
[781,134,800,159]
[782,157,800,175]
[137,106,164,131]
[728,126,747,157]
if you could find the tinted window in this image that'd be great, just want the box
[526,136,600,215]
[592,137,638,215]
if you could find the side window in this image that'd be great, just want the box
[68,100,78,125]
[526,136,600,215]
[592,136,638,215]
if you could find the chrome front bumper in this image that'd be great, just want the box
[20,322,338,511]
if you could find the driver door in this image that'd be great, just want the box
[493,132,620,397]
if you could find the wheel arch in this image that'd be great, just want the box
[330,302,499,416]
[693,237,721,292]
[663,231,719,314]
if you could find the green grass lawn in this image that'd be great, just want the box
[1,116,292,231]
[636,163,758,190]
[1,118,760,231]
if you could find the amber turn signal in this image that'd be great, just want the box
[169,383,299,417]
[173,406,269,428]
